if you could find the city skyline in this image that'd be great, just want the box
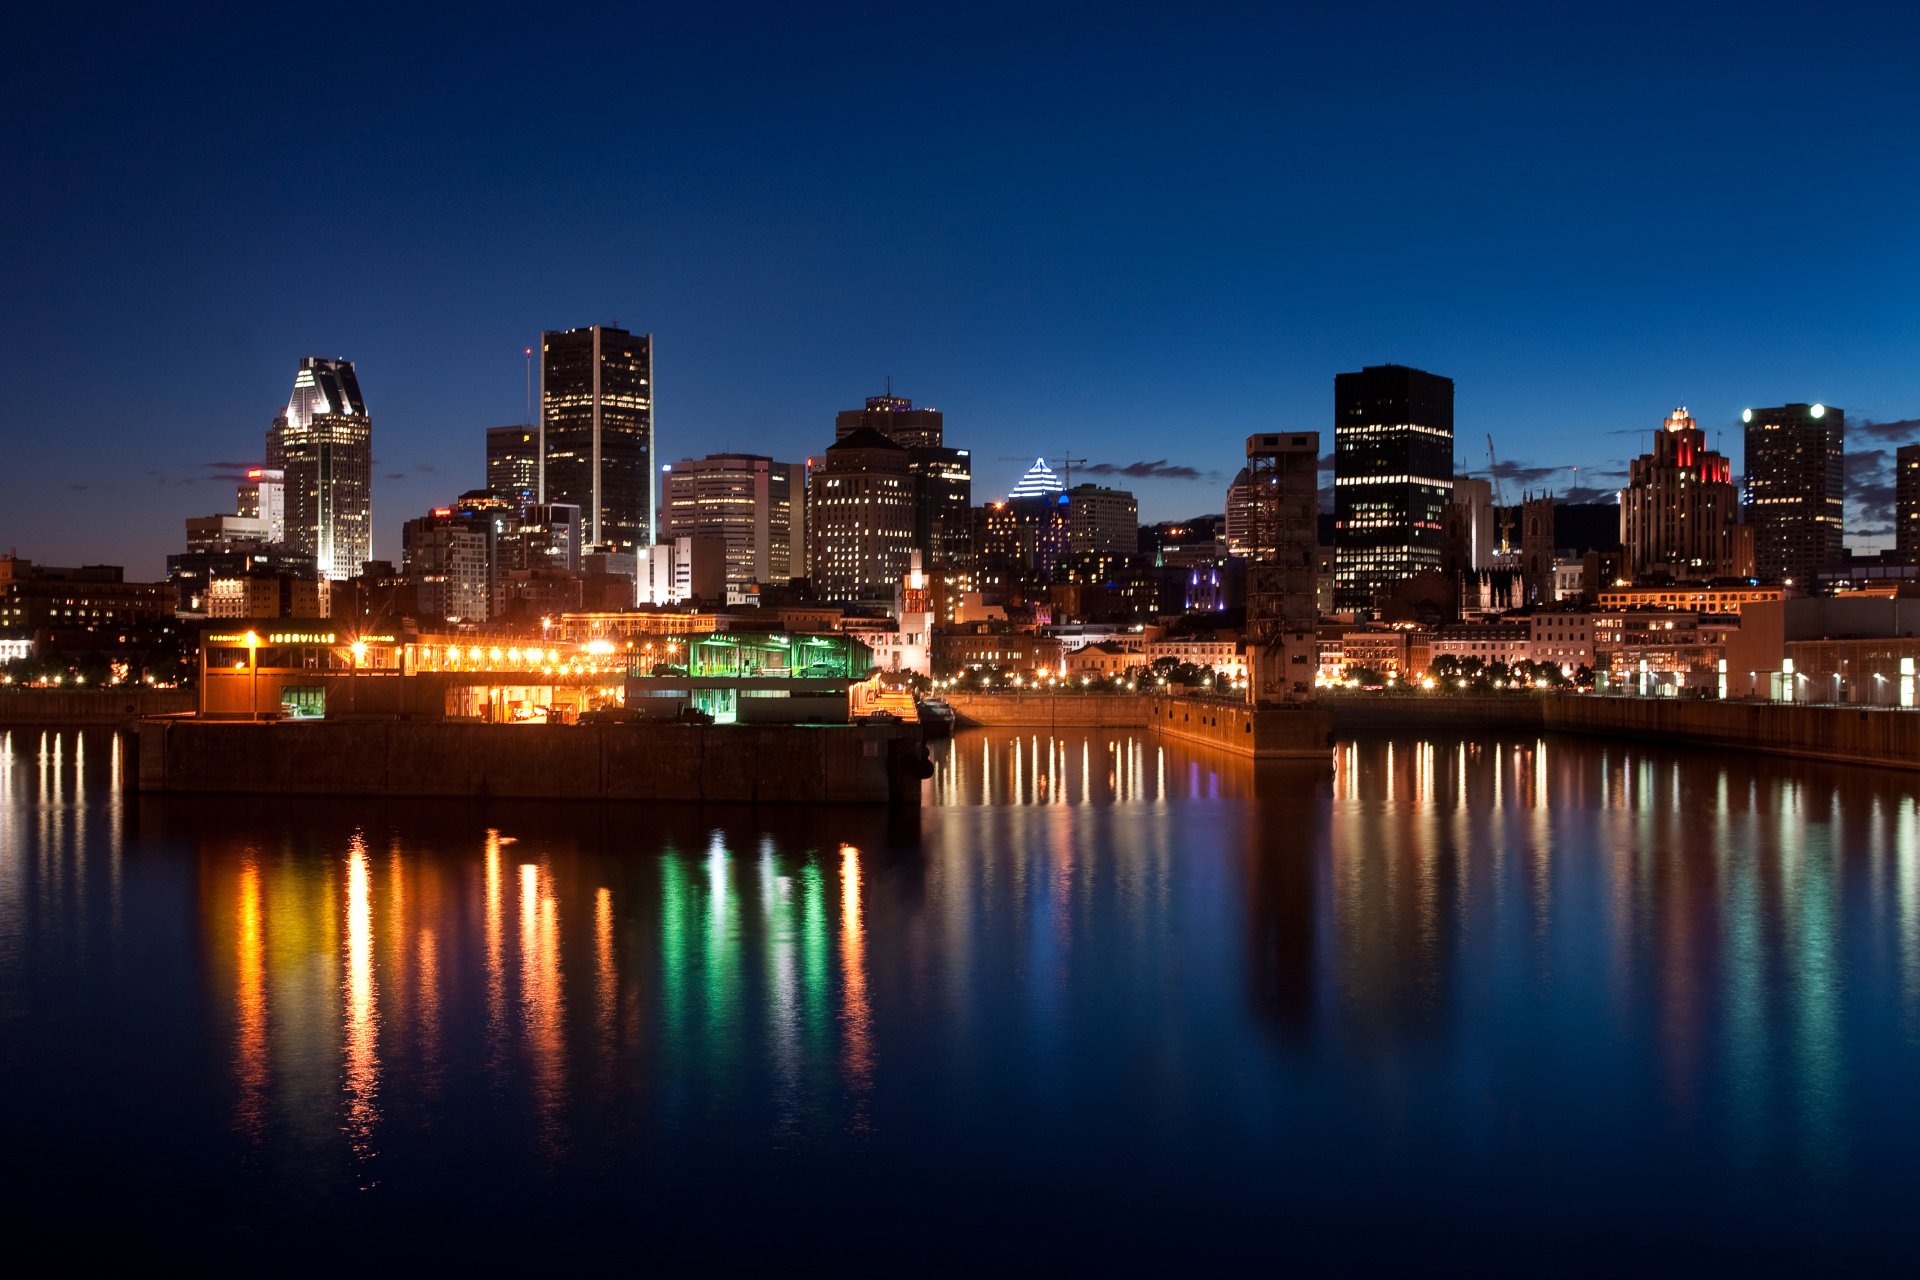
[5,7,1919,576]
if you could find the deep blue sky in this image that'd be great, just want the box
[5,3,1918,577]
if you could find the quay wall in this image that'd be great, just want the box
[1147,695,1333,759]
[136,719,923,804]
[942,691,1331,758]
[1327,694,1920,771]
[944,692,1149,728]
[0,690,194,725]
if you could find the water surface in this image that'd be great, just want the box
[3,726,1918,1266]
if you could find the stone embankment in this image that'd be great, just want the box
[136,718,927,804]
[943,691,1330,759]
[0,690,193,725]
[1328,694,1920,771]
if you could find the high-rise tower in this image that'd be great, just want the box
[540,326,654,553]
[268,357,372,582]
[1620,407,1750,581]
[1743,402,1844,587]
[1332,364,1454,611]
[486,425,540,515]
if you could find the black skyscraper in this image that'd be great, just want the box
[1332,364,1455,610]
[540,326,653,554]
[1743,402,1843,587]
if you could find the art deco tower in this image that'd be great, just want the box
[1620,407,1751,582]
[268,357,372,582]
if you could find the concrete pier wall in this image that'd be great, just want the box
[1147,695,1333,759]
[0,690,194,725]
[944,692,1149,728]
[136,719,924,804]
[1326,694,1920,771]
[943,691,1331,758]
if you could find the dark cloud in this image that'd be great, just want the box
[203,459,258,481]
[1846,447,1894,512]
[1318,452,1335,472]
[67,483,87,491]
[1853,417,1920,443]
[385,471,407,481]
[1561,487,1621,504]
[1475,460,1562,486]
[414,462,437,475]
[1080,459,1213,482]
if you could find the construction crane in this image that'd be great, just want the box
[1487,434,1514,557]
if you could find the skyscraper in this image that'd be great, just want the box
[1620,407,1751,581]
[1332,364,1454,611]
[1899,444,1920,565]
[663,453,808,596]
[834,391,970,568]
[486,425,540,514]
[402,506,492,623]
[540,326,654,553]
[810,429,915,600]
[268,357,372,582]
[1066,484,1139,558]
[1743,402,1844,587]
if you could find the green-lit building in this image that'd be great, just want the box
[624,630,875,723]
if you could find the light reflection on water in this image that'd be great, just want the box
[4,725,1920,1263]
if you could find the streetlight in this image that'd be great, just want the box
[243,630,261,721]
[349,639,368,715]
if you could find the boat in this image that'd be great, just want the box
[917,696,956,738]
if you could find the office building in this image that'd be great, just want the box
[835,391,943,448]
[521,502,584,576]
[636,536,727,606]
[486,426,540,514]
[1066,484,1138,558]
[1620,407,1751,582]
[1333,364,1454,610]
[184,514,272,553]
[269,357,373,582]
[540,326,654,553]
[810,428,915,600]
[1900,444,1920,563]
[402,507,493,623]
[664,453,808,595]
[1743,402,1844,587]
[235,468,285,544]
[834,391,970,567]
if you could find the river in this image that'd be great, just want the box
[2,726,1917,1266]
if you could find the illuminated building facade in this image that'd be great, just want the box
[834,391,970,568]
[486,426,540,514]
[235,468,285,544]
[810,428,915,600]
[1620,407,1751,582]
[270,357,372,582]
[1743,402,1843,586]
[663,453,808,595]
[1333,364,1454,610]
[402,507,493,623]
[1901,444,1920,564]
[540,326,654,553]
[1066,484,1138,558]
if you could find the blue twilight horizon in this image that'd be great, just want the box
[2,4,1917,578]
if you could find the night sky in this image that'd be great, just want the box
[5,4,1918,577]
